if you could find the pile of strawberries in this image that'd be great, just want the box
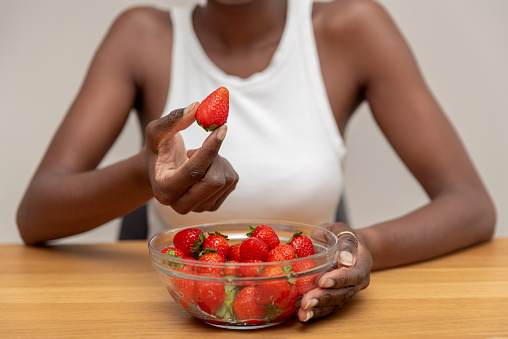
[160,224,320,325]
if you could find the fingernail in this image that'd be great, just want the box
[216,125,227,141]
[184,102,198,115]
[340,251,353,266]
[320,279,334,288]
[304,310,314,323]
[304,299,318,310]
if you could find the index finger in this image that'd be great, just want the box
[174,125,228,187]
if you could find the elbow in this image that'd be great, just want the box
[16,201,44,246]
[470,191,497,244]
[480,197,496,241]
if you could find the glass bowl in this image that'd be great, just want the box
[148,220,338,330]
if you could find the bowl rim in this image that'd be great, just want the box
[148,219,339,273]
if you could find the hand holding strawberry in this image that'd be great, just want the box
[145,97,238,215]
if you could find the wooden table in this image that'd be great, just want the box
[1,239,507,338]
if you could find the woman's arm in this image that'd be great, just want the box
[298,0,495,322]
[346,1,496,269]
[16,8,238,245]
[16,9,157,245]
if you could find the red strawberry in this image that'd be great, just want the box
[173,228,205,258]
[238,259,264,277]
[272,284,299,322]
[256,266,291,305]
[202,231,230,259]
[197,248,225,275]
[172,265,196,309]
[224,260,241,276]
[240,237,269,262]
[161,246,185,258]
[288,232,315,258]
[291,259,318,295]
[246,224,280,250]
[267,244,297,262]
[275,284,298,312]
[228,243,242,261]
[196,86,229,131]
[195,273,226,315]
[233,286,265,323]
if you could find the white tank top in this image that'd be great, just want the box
[147,0,347,239]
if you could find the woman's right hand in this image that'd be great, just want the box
[145,102,238,214]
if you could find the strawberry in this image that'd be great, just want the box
[291,259,318,295]
[233,286,266,323]
[288,232,315,258]
[161,246,185,258]
[202,231,230,259]
[224,260,241,276]
[267,244,297,262]
[195,273,226,315]
[238,259,264,277]
[173,228,205,259]
[240,236,269,262]
[196,248,225,275]
[271,284,299,322]
[246,224,280,250]
[195,86,229,131]
[255,266,291,305]
[172,265,196,309]
[275,284,298,312]
[228,243,242,261]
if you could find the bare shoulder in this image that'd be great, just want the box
[313,0,399,43]
[109,6,172,41]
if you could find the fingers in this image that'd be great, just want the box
[318,223,358,267]
[190,158,239,212]
[146,102,198,150]
[299,305,342,323]
[173,154,239,213]
[174,125,227,186]
[297,223,373,323]
[298,287,353,322]
[297,283,365,322]
[153,126,237,211]
[337,229,358,268]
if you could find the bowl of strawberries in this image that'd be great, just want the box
[148,220,339,329]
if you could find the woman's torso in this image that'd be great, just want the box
[128,0,366,236]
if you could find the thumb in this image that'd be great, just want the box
[146,102,199,149]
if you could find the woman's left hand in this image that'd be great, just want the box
[298,222,372,323]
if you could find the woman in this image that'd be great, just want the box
[17,0,495,323]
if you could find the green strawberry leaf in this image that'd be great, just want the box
[245,225,256,237]
[283,265,293,274]
[208,231,229,239]
[216,285,239,320]
[265,303,284,322]
[287,231,303,244]
[206,124,218,131]
[190,232,206,254]
[287,270,297,285]
[198,247,218,258]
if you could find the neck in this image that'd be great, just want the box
[194,0,287,51]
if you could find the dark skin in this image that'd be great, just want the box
[17,0,496,323]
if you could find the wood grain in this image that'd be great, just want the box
[1,239,507,338]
